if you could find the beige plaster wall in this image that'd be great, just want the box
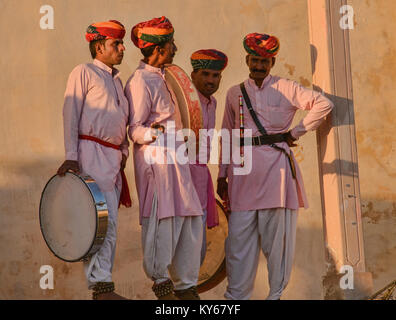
[0,0,393,299]
[348,0,396,294]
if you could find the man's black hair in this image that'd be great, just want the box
[140,42,167,58]
[89,39,106,59]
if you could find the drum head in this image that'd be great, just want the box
[39,173,98,262]
[197,199,229,293]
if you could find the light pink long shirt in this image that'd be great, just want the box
[125,61,203,223]
[189,91,216,209]
[63,59,129,192]
[218,75,334,211]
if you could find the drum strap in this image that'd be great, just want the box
[79,134,132,208]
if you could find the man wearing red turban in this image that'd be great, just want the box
[217,33,334,300]
[57,20,130,300]
[125,17,203,300]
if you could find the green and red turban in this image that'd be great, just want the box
[131,16,174,49]
[243,33,280,58]
[85,20,126,42]
[190,49,228,71]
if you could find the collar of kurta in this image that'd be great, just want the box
[138,60,164,75]
[197,90,215,108]
[93,59,121,78]
[248,74,272,90]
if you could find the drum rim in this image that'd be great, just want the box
[197,199,229,293]
[39,171,100,262]
[164,63,203,129]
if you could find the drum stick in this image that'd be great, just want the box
[239,95,244,167]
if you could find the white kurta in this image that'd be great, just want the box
[62,59,129,288]
[221,75,333,300]
[125,61,203,289]
[125,61,203,224]
[219,76,334,211]
[63,59,129,192]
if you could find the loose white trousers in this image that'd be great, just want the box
[225,208,298,300]
[84,187,120,289]
[141,193,203,290]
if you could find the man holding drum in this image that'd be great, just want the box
[57,20,131,300]
[125,16,203,300]
[217,33,334,300]
[189,49,228,264]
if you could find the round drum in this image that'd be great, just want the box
[197,199,229,293]
[164,64,203,139]
[39,172,108,262]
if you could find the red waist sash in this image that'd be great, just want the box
[79,134,132,208]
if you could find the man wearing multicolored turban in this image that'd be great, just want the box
[57,20,130,300]
[217,33,334,300]
[85,20,127,64]
[189,49,228,265]
[125,17,203,300]
[131,16,174,49]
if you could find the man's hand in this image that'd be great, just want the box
[57,160,80,176]
[217,177,229,201]
[150,122,165,141]
[120,154,127,171]
[284,131,298,147]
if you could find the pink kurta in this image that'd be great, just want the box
[189,91,216,209]
[63,59,129,192]
[125,61,203,224]
[218,76,334,211]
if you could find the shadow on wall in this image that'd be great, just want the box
[310,44,396,297]
[0,158,325,300]
[279,221,326,300]
[1,164,395,299]
[0,158,84,299]
[0,158,141,299]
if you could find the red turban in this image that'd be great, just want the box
[243,33,280,58]
[85,20,126,42]
[131,16,174,49]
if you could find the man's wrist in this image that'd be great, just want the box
[65,152,78,161]
[286,130,297,141]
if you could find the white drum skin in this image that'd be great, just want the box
[39,172,108,262]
